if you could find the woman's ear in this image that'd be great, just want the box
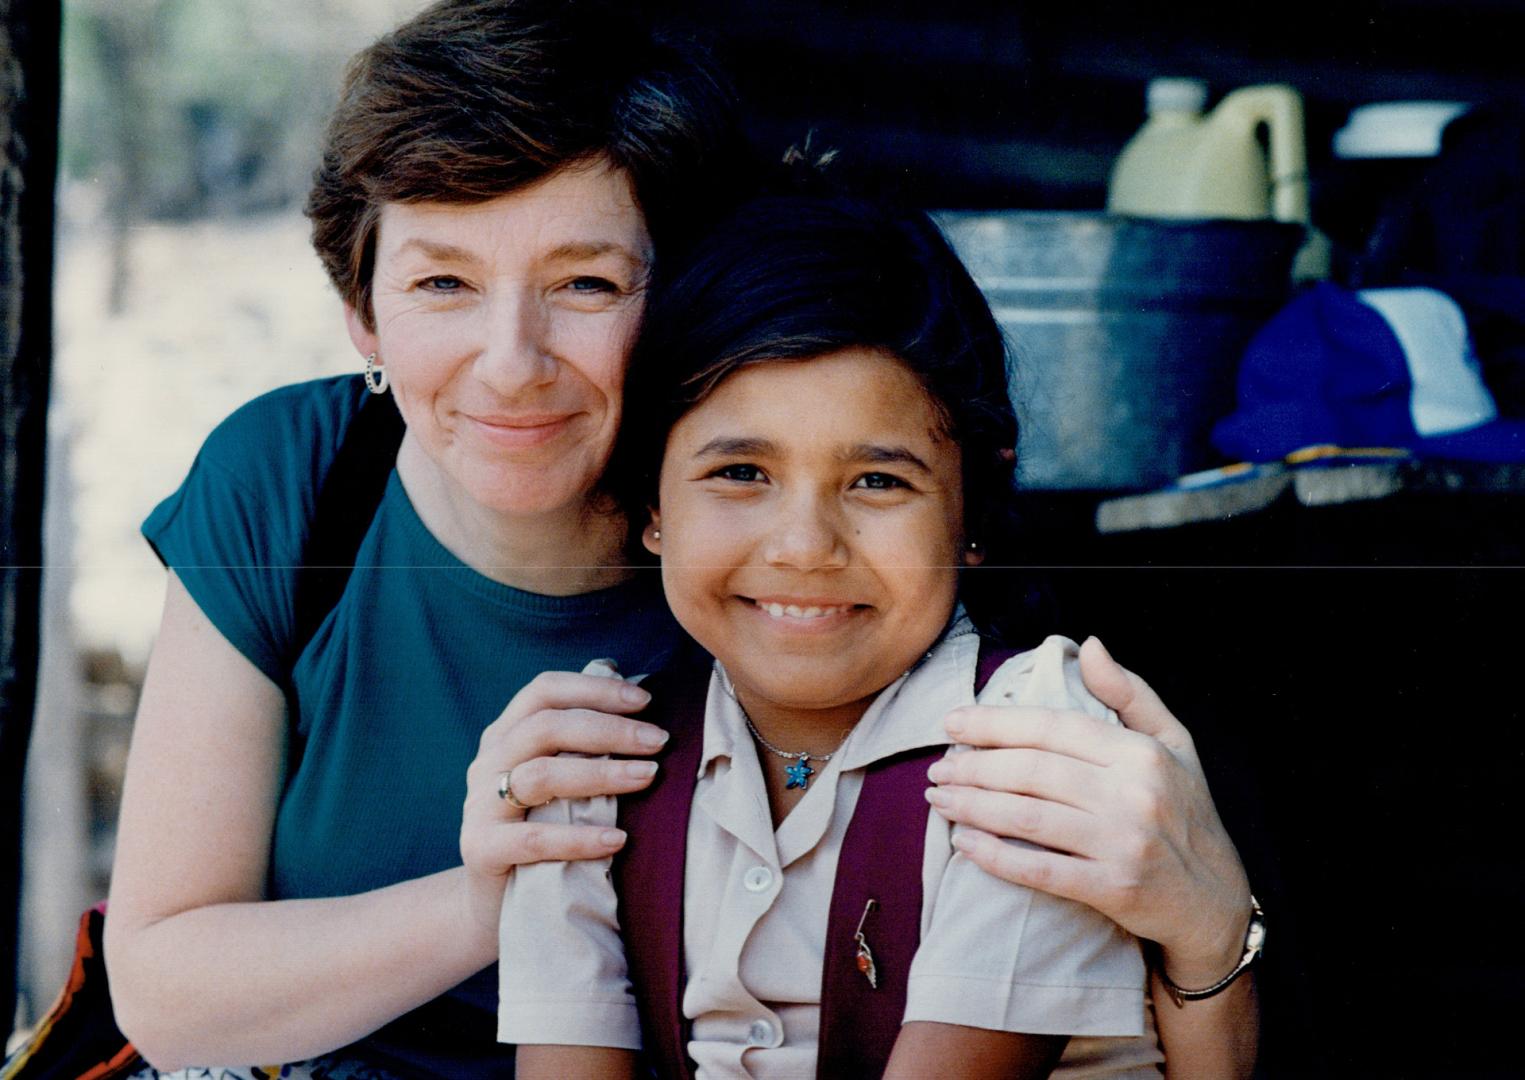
[343,303,379,359]
[641,509,662,556]
[961,538,985,567]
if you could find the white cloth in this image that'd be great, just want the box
[498,625,1162,1077]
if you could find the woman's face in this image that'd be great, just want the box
[346,160,653,520]
[644,348,980,729]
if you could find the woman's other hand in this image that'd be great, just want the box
[458,670,669,939]
[926,636,1252,985]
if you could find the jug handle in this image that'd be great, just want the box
[1221,85,1310,225]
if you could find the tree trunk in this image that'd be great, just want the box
[0,0,61,1048]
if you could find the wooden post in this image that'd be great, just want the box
[1,0,61,1046]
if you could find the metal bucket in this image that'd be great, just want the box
[936,211,1304,490]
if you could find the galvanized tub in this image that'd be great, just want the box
[936,212,1304,490]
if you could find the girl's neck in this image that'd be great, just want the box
[732,686,877,762]
[396,435,633,596]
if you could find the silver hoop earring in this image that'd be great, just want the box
[363,352,389,395]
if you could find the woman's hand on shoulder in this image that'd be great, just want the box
[457,669,669,938]
[927,637,1252,982]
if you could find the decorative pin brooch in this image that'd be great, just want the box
[854,899,879,989]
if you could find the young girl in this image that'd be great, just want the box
[497,196,1164,1078]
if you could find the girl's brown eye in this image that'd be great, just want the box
[854,472,908,490]
[711,464,763,483]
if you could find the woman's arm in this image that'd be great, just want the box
[926,637,1258,1077]
[886,1023,1065,1080]
[105,573,666,1068]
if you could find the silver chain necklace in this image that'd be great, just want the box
[723,676,846,791]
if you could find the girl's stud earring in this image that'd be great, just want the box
[651,529,661,540]
[363,352,389,395]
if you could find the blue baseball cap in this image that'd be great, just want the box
[1212,282,1525,463]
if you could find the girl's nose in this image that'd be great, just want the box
[762,494,849,570]
[475,289,557,394]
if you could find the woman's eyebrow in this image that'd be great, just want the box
[839,444,933,473]
[544,240,650,270]
[394,237,477,262]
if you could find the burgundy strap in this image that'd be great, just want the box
[616,639,1020,1079]
[612,656,710,1080]
[815,744,945,1078]
[816,640,1017,1077]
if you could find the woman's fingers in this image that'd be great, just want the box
[495,755,658,808]
[473,709,668,790]
[470,821,629,872]
[926,747,1105,809]
[926,785,1098,856]
[494,670,653,729]
[1078,637,1196,759]
[948,827,1103,907]
[944,703,1122,766]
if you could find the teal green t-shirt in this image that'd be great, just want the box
[142,375,683,1076]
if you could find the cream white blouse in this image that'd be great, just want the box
[499,625,1164,1078]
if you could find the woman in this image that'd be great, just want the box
[102,1,1257,1075]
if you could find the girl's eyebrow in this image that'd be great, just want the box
[692,436,775,458]
[840,444,933,473]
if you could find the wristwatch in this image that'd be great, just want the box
[1156,894,1265,1008]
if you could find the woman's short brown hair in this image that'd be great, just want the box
[306,0,749,329]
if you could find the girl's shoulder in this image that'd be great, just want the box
[974,634,1118,726]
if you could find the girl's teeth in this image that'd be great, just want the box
[760,602,843,619]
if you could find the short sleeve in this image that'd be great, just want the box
[496,659,642,1049]
[141,376,364,684]
[904,635,1148,1037]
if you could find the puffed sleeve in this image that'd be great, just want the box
[904,635,1148,1037]
[141,377,363,684]
[496,658,642,1048]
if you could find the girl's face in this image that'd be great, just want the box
[345,160,652,521]
[644,348,981,729]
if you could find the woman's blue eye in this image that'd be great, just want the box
[854,472,908,490]
[569,276,618,292]
[421,275,463,291]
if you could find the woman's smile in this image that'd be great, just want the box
[461,410,580,450]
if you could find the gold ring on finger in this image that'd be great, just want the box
[496,768,537,811]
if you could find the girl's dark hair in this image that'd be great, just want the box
[614,194,1021,636]
[306,0,753,329]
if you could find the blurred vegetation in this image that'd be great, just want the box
[59,0,425,309]
[60,0,425,219]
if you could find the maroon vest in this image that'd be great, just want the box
[612,641,1015,1079]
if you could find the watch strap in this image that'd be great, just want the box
[1156,893,1265,1008]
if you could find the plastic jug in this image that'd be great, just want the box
[1108,79,1309,224]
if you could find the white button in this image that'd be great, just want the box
[747,1019,775,1046]
[743,866,773,893]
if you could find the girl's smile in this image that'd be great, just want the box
[643,347,982,746]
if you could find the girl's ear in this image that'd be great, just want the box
[343,303,379,359]
[642,509,662,556]
[961,538,985,567]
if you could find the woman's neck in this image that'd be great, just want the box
[395,435,633,596]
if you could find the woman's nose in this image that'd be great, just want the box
[762,493,849,570]
[474,289,557,393]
